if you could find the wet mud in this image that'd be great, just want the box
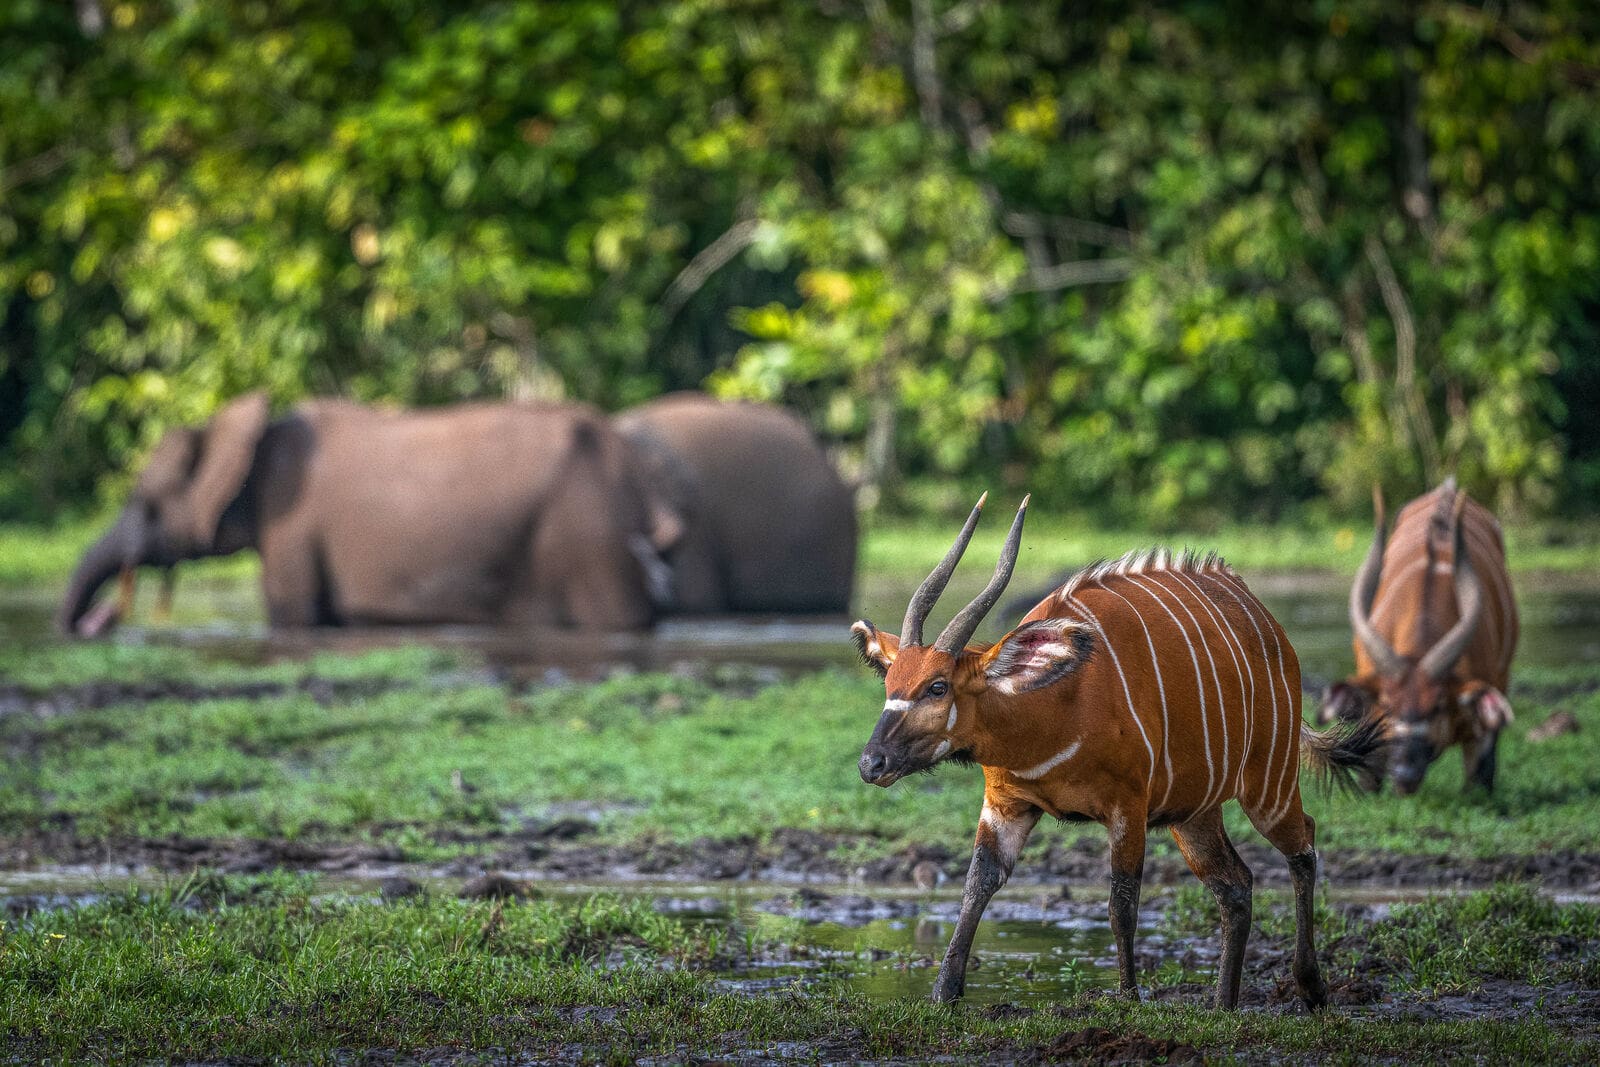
[0,675,425,720]
[6,821,1600,895]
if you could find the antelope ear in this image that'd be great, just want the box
[980,618,1094,695]
[851,619,898,677]
[1320,681,1374,725]
[1461,684,1514,731]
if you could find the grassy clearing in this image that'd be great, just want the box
[0,518,257,589]
[1,878,1595,1064]
[860,512,1600,583]
[0,642,468,690]
[5,511,1598,592]
[1,645,1596,865]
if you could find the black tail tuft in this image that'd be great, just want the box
[1300,715,1388,795]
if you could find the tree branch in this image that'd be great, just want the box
[1365,234,1442,480]
[1000,211,1136,251]
[654,218,763,329]
[910,0,945,129]
[990,257,1135,300]
[1,143,75,193]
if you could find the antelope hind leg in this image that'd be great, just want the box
[1170,808,1253,1010]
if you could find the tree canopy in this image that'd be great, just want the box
[3,0,1597,520]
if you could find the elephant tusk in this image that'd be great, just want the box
[116,566,137,620]
[154,569,176,622]
[629,535,675,609]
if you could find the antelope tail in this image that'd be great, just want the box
[1300,717,1387,794]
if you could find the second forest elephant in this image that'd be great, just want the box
[616,393,857,614]
[59,394,682,633]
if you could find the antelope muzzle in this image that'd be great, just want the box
[858,710,915,787]
[1383,712,1439,795]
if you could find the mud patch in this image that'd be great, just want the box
[6,824,1600,895]
[1035,1027,1201,1064]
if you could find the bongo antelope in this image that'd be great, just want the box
[852,495,1383,1009]
[1322,479,1518,794]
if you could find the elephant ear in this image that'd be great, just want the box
[137,428,201,500]
[184,392,271,545]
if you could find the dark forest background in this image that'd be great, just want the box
[3,0,1597,522]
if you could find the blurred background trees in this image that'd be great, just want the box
[2,0,1596,522]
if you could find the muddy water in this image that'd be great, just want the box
[4,566,1600,685]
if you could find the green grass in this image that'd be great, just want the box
[0,516,257,588]
[2,647,1597,864]
[6,510,1599,591]
[0,642,468,690]
[2,879,1595,1064]
[1368,883,1600,992]
[860,511,1600,583]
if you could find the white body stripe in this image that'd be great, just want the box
[1117,574,1218,806]
[1197,571,1282,814]
[1130,573,1231,809]
[1168,569,1254,795]
[1092,581,1177,809]
[1063,592,1157,782]
[1220,570,1300,824]
[1013,740,1082,780]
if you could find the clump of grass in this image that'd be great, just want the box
[1365,883,1600,992]
[0,641,465,690]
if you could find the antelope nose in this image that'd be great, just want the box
[1391,767,1423,795]
[860,751,888,783]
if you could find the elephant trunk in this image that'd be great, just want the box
[58,511,139,637]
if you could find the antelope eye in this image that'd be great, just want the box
[927,679,949,698]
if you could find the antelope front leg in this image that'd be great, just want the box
[1106,808,1148,1000]
[932,800,1040,1004]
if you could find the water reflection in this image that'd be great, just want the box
[3,567,1597,685]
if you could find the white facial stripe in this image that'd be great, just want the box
[945,703,958,733]
[1013,740,1081,780]
[882,698,914,713]
[932,739,951,760]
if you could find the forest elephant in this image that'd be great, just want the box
[615,393,857,614]
[59,393,682,634]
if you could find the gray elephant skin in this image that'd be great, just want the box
[58,393,681,633]
[616,393,857,614]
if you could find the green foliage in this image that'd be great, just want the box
[2,2,1598,519]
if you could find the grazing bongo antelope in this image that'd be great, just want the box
[1321,478,1518,795]
[852,495,1384,1009]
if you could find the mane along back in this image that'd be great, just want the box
[1053,547,1238,605]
